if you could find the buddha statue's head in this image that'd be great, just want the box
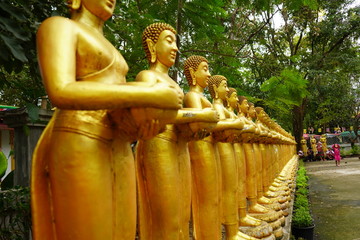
[142,23,177,66]
[248,102,256,119]
[238,96,249,115]
[208,75,228,100]
[184,55,210,88]
[224,88,238,109]
[68,0,116,21]
[255,107,265,121]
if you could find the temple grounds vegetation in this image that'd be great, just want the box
[1,0,359,148]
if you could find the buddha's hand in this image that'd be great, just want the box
[137,119,163,140]
[234,118,245,129]
[151,82,183,109]
[201,108,219,122]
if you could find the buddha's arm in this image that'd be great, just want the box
[212,118,245,131]
[210,103,245,131]
[174,108,218,124]
[183,92,202,109]
[37,18,182,110]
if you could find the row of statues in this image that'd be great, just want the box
[31,1,298,239]
[300,135,328,157]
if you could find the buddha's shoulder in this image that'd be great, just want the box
[40,16,74,27]
[135,70,157,82]
[38,16,76,33]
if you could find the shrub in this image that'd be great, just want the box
[292,160,314,228]
[0,187,31,240]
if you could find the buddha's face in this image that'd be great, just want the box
[154,30,178,68]
[216,80,229,100]
[248,105,256,118]
[227,92,238,109]
[239,99,249,114]
[194,61,210,88]
[82,0,116,21]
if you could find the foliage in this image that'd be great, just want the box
[341,145,360,156]
[0,187,31,240]
[0,0,67,106]
[292,160,314,228]
[0,152,7,180]
[0,0,359,139]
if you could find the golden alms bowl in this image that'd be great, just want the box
[108,107,178,140]
[212,129,242,143]
[177,121,218,141]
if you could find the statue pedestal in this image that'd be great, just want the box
[0,107,53,187]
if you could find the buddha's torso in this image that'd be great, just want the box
[73,20,128,84]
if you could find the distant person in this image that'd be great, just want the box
[326,148,334,160]
[332,144,341,166]
[307,148,314,162]
[317,142,325,161]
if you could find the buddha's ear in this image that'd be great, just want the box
[146,39,156,63]
[212,84,219,99]
[71,0,81,10]
[189,67,196,85]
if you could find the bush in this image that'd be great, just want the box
[292,206,313,228]
[292,160,314,228]
[0,187,31,240]
[350,146,360,155]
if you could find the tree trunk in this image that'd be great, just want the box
[171,0,183,83]
[292,99,306,151]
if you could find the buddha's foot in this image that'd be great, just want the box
[236,230,260,240]
[248,203,270,214]
[249,209,281,223]
[269,185,289,193]
[277,195,290,204]
[272,226,283,240]
[264,190,279,198]
[278,215,286,226]
[261,202,281,211]
[239,214,262,227]
[239,221,273,238]
[258,196,273,204]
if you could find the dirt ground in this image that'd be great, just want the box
[304,156,360,240]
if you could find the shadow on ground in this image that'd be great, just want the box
[305,157,360,240]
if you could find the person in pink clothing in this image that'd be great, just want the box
[332,144,341,166]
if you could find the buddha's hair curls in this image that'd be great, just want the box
[238,96,248,105]
[142,23,176,62]
[255,106,264,114]
[183,55,208,85]
[208,75,227,99]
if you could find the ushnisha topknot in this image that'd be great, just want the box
[142,23,177,63]
[208,75,227,99]
[183,55,208,85]
[224,87,237,107]
[255,106,264,114]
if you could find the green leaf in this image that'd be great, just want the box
[0,151,8,179]
[0,34,27,62]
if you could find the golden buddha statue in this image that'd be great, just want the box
[300,137,308,157]
[225,91,274,240]
[135,24,219,240]
[182,55,222,240]
[310,135,317,156]
[31,2,183,240]
[320,134,328,153]
[208,75,259,240]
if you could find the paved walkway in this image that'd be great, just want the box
[304,156,360,240]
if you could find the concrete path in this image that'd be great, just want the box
[304,157,360,240]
